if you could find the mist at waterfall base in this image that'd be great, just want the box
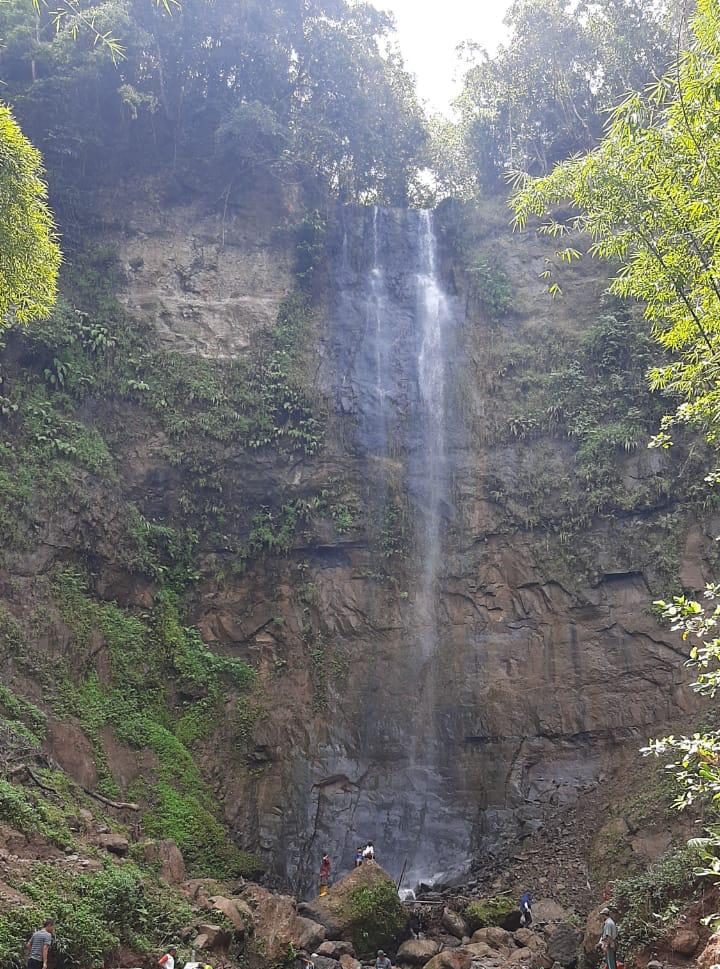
[308,206,472,894]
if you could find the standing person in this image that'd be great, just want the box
[354,847,363,868]
[159,946,178,969]
[26,919,54,969]
[319,853,331,895]
[519,891,533,927]
[598,908,618,969]
[362,842,375,862]
[376,951,391,969]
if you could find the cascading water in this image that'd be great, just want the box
[416,209,450,665]
[303,205,472,893]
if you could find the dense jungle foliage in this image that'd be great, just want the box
[0,0,427,205]
[3,0,720,962]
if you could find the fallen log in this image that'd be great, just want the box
[82,787,140,811]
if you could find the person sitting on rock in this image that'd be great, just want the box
[376,950,391,969]
[362,842,375,862]
[598,907,618,969]
[354,847,363,868]
[519,891,533,927]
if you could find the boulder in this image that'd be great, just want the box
[546,924,582,968]
[698,931,720,969]
[182,878,221,908]
[208,895,255,935]
[508,948,534,963]
[514,930,544,951]
[461,942,502,960]
[438,936,461,949]
[339,956,361,969]
[240,884,326,960]
[299,861,407,955]
[294,917,327,951]
[464,898,519,933]
[443,909,470,940]
[471,928,514,950]
[141,839,185,884]
[312,958,340,969]
[530,954,553,969]
[671,928,700,956]
[582,907,606,957]
[195,923,232,951]
[97,833,129,857]
[318,941,355,959]
[396,940,441,966]
[532,901,569,925]
[424,950,473,969]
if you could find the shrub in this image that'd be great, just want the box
[0,862,195,969]
[347,882,407,956]
[610,847,700,955]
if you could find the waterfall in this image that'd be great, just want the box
[308,205,471,893]
[416,210,449,661]
[369,207,390,458]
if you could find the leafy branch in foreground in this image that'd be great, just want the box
[0,104,60,326]
[31,0,179,61]
[509,0,720,468]
[644,588,720,811]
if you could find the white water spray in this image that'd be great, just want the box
[416,209,450,660]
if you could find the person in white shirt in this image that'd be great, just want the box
[159,946,178,969]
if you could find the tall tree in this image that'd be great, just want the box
[448,0,680,194]
[0,0,428,204]
[0,103,60,325]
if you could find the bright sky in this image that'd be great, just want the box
[378,0,514,114]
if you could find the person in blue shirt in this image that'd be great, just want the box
[519,891,533,927]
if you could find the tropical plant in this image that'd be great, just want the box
[0,104,60,326]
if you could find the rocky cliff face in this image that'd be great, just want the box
[0,182,711,901]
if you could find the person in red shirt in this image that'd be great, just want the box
[319,853,331,895]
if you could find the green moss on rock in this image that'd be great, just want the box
[347,880,407,956]
[464,896,517,932]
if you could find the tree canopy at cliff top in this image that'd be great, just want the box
[0,0,428,205]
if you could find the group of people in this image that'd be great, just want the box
[318,844,376,895]
[355,842,375,866]
[22,885,620,969]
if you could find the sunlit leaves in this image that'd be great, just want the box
[0,104,60,327]
[30,0,179,61]
[510,0,720,473]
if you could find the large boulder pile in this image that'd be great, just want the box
[301,861,409,956]
[388,895,582,969]
[407,926,552,969]
[242,884,326,961]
